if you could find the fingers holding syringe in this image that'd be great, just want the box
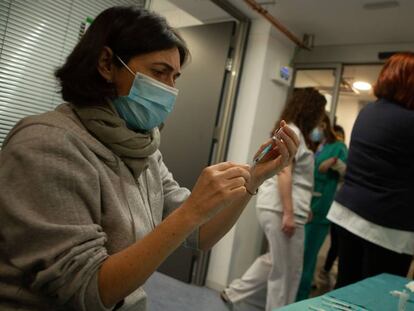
[276,127,298,164]
[252,120,299,165]
[183,162,252,224]
[273,137,289,167]
[276,120,300,148]
[257,132,291,168]
[252,139,278,162]
[220,165,251,186]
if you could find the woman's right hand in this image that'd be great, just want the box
[318,157,337,173]
[281,212,296,238]
[182,162,251,225]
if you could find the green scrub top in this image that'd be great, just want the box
[311,141,348,224]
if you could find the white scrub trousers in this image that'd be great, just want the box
[224,209,304,311]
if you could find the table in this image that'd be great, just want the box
[276,273,414,311]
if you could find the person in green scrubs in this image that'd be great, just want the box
[296,114,348,301]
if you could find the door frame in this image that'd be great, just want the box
[291,63,344,122]
[209,0,250,163]
[191,0,251,286]
[145,0,251,286]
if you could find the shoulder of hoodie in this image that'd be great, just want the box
[2,103,163,164]
[3,104,105,157]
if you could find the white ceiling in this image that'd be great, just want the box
[150,0,203,28]
[150,1,404,103]
[226,0,414,46]
[150,0,233,28]
[154,0,414,46]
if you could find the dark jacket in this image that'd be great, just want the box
[336,98,414,231]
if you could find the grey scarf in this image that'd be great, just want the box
[73,102,160,178]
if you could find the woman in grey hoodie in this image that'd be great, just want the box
[0,6,299,311]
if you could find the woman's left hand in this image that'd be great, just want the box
[246,120,299,193]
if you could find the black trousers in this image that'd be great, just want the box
[324,223,339,272]
[335,225,412,289]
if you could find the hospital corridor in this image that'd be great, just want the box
[0,0,413,311]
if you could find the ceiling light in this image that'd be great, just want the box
[353,81,372,91]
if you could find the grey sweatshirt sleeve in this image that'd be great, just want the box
[0,125,111,310]
[156,152,200,250]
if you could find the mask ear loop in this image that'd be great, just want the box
[115,55,136,77]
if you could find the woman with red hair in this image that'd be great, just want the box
[327,52,414,288]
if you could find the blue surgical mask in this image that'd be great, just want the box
[310,127,324,142]
[112,56,179,131]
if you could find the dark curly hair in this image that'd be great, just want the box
[273,87,326,147]
[55,6,189,106]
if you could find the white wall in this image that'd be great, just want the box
[205,18,295,290]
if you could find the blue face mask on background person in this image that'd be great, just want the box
[112,56,179,131]
[310,127,325,142]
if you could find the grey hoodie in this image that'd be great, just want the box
[0,104,198,311]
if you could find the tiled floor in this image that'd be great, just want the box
[144,271,264,311]
[144,234,414,311]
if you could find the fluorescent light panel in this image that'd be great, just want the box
[353,81,372,91]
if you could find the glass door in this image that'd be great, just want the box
[291,64,343,121]
[292,63,383,146]
[335,64,382,145]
